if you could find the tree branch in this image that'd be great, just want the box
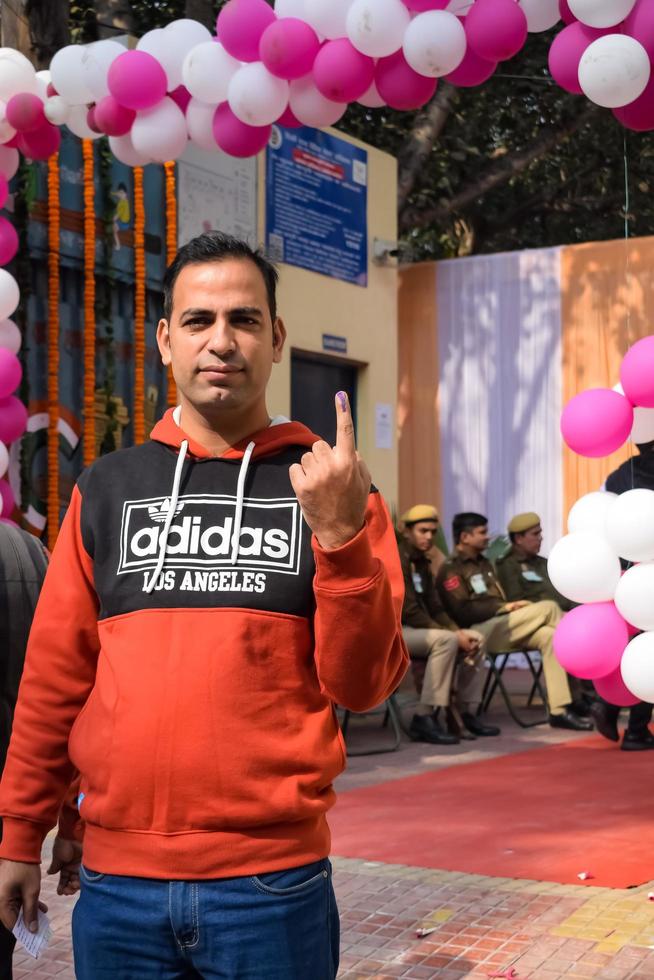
[185,0,216,29]
[94,0,136,38]
[400,102,599,234]
[397,82,458,212]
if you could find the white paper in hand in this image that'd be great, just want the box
[12,908,52,958]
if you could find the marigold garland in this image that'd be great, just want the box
[82,140,96,466]
[164,160,177,407]
[133,166,146,444]
[47,153,60,549]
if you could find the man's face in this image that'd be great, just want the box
[462,524,489,553]
[516,525,542,557]
[157,258,286,419]
[406,520,439,553]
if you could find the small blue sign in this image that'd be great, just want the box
[266,126,368,287]
[322,334,348,354]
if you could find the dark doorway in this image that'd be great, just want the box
[291,350,358,445]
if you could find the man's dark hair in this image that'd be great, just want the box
[452,512,488,544]
[636,440,654,455]
[163,232,279,323]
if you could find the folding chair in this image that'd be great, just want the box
[339,693,405,756]
[477,650,548,728]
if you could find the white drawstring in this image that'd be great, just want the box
[144,439,188,594]
[230,441,255,566]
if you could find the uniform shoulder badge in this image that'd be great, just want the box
[443,575,460,591]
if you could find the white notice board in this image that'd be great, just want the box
[176,144,257,247]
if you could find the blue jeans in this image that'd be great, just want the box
[72,858,339,979]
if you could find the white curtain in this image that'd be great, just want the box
[437,247,563,555]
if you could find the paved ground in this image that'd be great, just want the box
[13,672,653,979]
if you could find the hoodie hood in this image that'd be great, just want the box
[150,407,318,461]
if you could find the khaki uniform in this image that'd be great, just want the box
[435,552,571,714]
[399,541,485,711]
[496,548,574,612]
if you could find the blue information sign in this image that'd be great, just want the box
[266,126,368,287]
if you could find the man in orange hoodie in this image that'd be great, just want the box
[0,232,408,979]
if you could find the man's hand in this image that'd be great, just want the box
[0,859,43,932]
[456,630,480,654]
[503,600,531,612]
[47,836,82,896]
[289,392,371,550]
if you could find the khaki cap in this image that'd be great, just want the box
[507,512,541,534]
[402,504,439,526]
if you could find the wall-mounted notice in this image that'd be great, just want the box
[177,144,257,247]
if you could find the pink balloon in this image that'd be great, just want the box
[375,51,438,111]
[0,175,8,208]
[2,135,18,149]
[594,665,640,706]
[169,86,192,113]
[217,0,276,63]
[444,46,497,87]
[0,217,18,265]
[16,123,60,161]
[559,0,577,24]
[0,517,18,527]
[313,39,375,103]
[108,50,167,111]
[86,107,103,135]
[0,348,21,398]
[465,0,528,62]
[614,75,654,131]
[6,93,45,134]
[260,18,321,80]
[554,602,629,680]
[561,388,633,457]
[0,477,14,519]
[94,95,136,137]
[548,22,608,95]
[405,0,450,8]
[624,0,654,59]
[0,395,27,444]
[621,336,654,408]
[212,103,272,158]
[277,105,302,128]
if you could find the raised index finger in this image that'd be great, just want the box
[335,391,356,455]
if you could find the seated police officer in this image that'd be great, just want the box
[436,513,592,731]
[496,513,574,610]
[399,505,500,745]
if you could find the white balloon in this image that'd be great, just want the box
[621,632,654,702]
[275,0,306,15]
[131,97,188,163]
[347,0,410,58]
[35,69,51,100]
[358,81,385,107]
[519,0,560,32]
[0,440,7,479]
[304,0,353,39]
[0,146,18,180]
[0,102,15,145]
[0,270,20,321]
[613,382,654,444]
[615,562,654,632]
[109,133,152,167]
[160,19,213,91]
[50,45,95,105]
[605,488,654,562]
[182,41,240,106]
[0,319,20,355]
[403,11,466,78]
[288,76,347,126]
[567,490,618,535]
[547,532,621,604]
[228,64,289,127]
[579,34,650,109]
[82,39,124,101]
[569,0,636,28]
[0,49,38,102]
[185,98,220,151]
[66,104,100,140]
[44,95,70,126]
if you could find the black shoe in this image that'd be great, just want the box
[621,728,654,751]
[409,714,459,745]
[549,708,594,731]
[461,712,501,737]
[590,701,620,742]
[571,698,592,717]
[444,707,476,740]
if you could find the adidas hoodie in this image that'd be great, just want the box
[0,409,408,879]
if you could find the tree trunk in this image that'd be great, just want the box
[397,82,457,212]
[5,0,69,68]
[94,0,137,38]
[185,0,216,29]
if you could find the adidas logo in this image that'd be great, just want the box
[148,498,185,523]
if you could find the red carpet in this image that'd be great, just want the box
[331,737,654,888]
